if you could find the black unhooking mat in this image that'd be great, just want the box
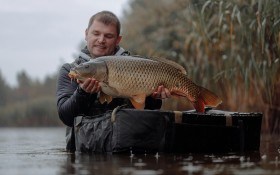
[73,108,262,153]
[74,109,174,153]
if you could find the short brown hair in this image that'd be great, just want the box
[87,11,121,36]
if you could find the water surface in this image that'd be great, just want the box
[0,127,279,175]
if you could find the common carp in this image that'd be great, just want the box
[68,55,222,112]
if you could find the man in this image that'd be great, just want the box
[56,11,170,152]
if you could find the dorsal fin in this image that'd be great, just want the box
[149,57,187,75]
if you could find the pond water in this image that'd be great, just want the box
[0,127,279,175]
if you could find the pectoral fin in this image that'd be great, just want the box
[99,91,113,104]
[129,94,146,109]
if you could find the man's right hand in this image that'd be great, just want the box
[78,78,101,94]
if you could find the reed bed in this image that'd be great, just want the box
[122,0,280,133]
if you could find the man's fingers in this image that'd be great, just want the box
[80,78,100,93]
[161,89,166,99]
[164,88,171,98]
[80,78,91,91]
[87,79,99,93]
[90,81,100,93]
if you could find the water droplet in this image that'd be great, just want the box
[184,156,193,161]
[155,152,160,159]
[261,154,267,161]
[240,162,255,168]
[275,156,279,168]
[181,163,202,173]
[247,157,251,162]
[134,159,146,167]
[130,149,134,158]
[240,156,245,163]
[212,158,224,163]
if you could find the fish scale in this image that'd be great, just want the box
[68,55,222,112]
[110,59,170,92]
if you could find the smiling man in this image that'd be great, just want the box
[56,11,171,152]
[85,15,122,57]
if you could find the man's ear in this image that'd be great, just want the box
[116,35,122,45]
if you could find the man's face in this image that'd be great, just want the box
[85,20,122,57]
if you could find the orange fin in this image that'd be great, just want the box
[99,91,113,104]
[129,94,146,109]
[193,98,205,113]
[199,87,222,107]
[193,86,222,112]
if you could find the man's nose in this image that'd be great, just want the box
[98,35,105,43]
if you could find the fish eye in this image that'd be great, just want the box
[85,65,89,68]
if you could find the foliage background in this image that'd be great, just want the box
[0,0,279,133]
[121,0,280,133]
[0,71,59,126]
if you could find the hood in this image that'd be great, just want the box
[78,46,127,61]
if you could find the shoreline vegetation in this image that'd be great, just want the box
[122,0,280,134]
[1,0,279,134]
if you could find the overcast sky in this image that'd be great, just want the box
[0,0,129,87]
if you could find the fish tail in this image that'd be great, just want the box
[193,86,222,112]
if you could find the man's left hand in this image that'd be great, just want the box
[151,85,171,99]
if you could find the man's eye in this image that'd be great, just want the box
[92,32,99,36]
[106,35,114,39]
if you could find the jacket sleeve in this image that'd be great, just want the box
[56,63,97,127]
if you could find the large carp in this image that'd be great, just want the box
[68,55,222,112]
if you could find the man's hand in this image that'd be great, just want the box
[78,78,101,94]
[151,85,171,99]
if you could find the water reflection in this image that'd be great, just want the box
[59,149,279,175]
[0,128,279,175]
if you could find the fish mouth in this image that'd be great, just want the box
[68,70,79,80]
[68,69,87,83]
